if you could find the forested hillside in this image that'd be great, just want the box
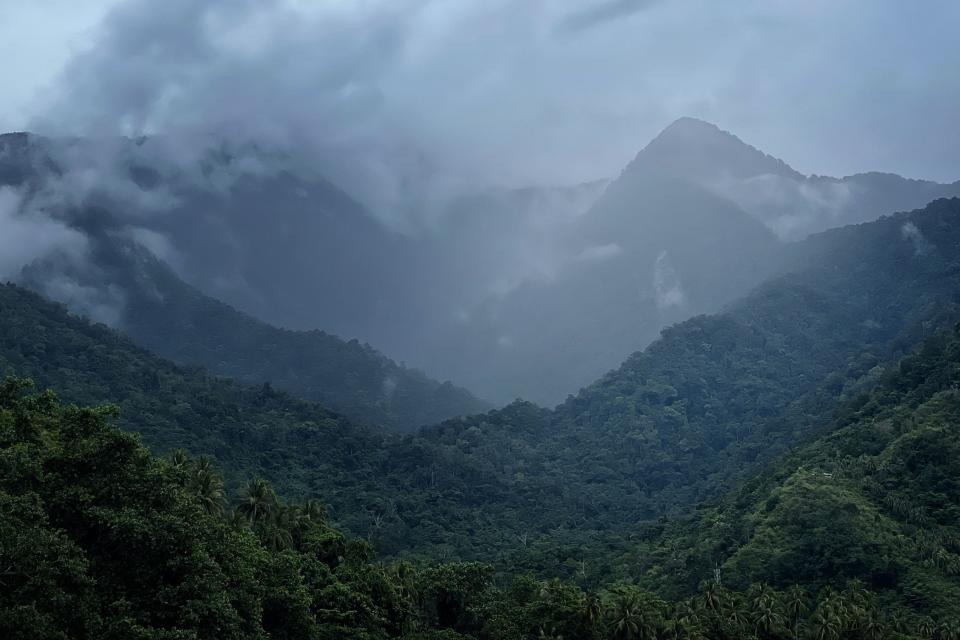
[627,324,960,624]
[2,378,956,638]
[19,234,489,433]
[380,198,960,561]
[3,199,960,571]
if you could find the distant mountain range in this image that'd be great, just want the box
[2,119,959,410]
[4,197,960,624]
[425,118,960,404]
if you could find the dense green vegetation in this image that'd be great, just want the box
[631,326,960,617]
[23,237,489,433]
[377,198,960,562]
[4,199,960,635]
[4,199,960,570]
[2,380,955,638]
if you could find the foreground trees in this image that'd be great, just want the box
[2,379,957,639]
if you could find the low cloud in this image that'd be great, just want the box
[22,0,959,221]
[652,250,685,310]
[555,0,660,35]
[576,242,623,262]
[706,173,853,240]
[0,185,88,281]
[901,221,931,256]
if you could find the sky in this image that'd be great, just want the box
[2,0,959,186]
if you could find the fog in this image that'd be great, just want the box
[2,0,960,404]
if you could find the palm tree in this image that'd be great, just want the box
[785,585,808,640]
[189,463,225,517]
[608,592,641,640]
[753,602,784,639]
[301,498,327,523]
[918,617,935,639]
[227,506,249,529]
[390,560,418,603]
[240,478,277,524]
[702,582,726,617]
[936,620,960,640]
[252,504,296,551]
[607,591,659,640]
[810,610,841,640]
[537,626,564,640]
[859,611,885,640]
[168,448,189,469]
[888,611,906,634]
[726,600,751,632]
[667,617,706,640]
[583,592,604,632]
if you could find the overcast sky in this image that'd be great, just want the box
[2,0,959,185]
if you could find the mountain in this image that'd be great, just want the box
[384,198,960,561]
[6,195,960,632]
[424,123,787,404]
[5,198,960,569]
[634,325,960,621]
[4,380,949,639]
[4,124,959,408]
[427,119,960,405]
[1,134,489,432]
[21,233,490,433]
[4,206,960,638]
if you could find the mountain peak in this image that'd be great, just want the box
[624,117,804,183]
[658,116,725,137]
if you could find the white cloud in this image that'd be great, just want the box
[11,0,959,199]
[0,186,88,280]
[652,250,685,310]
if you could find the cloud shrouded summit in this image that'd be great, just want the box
[7,0,957,216]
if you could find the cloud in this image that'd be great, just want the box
[556,0,660,35]
[576,243,623,262]
[21,0,959,215]
[37,275,127,326]
[0,184,127,325]
[901,221,931,257]
[706,173,853,240]
[0,186,88,280]
[652,250,685,310]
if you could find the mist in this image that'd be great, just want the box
[3,0,960,405]
[11,0,960,208]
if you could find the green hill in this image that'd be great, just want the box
[20,236,489,433]
[7,333,960,637]
[629,325,960,624]
[3,199,960,573]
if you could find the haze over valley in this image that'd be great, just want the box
[2,1,960,637]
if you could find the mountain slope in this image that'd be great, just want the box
[428,119,960,405]
[5,195,960,568]
[635,326,960,621]
[5,125,959,408]
[394,198,960,561]
[433,145,784,405]
[1,133,489,431]
[20,239,489,433]
[4,381,947,639]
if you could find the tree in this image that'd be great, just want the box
[606,588,661,640]
[240,478,277,524]
[785,585,808,640]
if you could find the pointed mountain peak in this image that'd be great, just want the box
[657,116,726,137]
[623,117,804,183]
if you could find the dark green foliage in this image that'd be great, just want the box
[21,237,489,433]
[372,198,960,563]
[4,201,960,636]
[119,246,490,433]
[1,380,951,637]
[4,199,960,569]
[632,326,960,622]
